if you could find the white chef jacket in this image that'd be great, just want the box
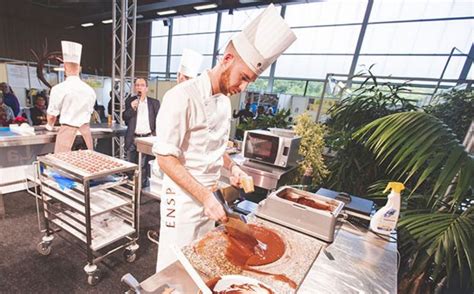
[47,76,96,127]
[134,97,151,135]
[152,71,231,187]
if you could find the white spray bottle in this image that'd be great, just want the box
[369,182,405,235]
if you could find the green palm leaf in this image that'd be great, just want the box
[354,112,473,206]
[399,209,474,288]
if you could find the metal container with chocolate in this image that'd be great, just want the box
[255,186,345,242]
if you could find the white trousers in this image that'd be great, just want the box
[155,175,214,273]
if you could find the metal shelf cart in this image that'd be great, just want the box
[34,150,140,285]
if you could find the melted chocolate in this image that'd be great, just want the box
[206,276,222,290]
[224,224,285,267]
[281,193,331,211]
[197,225,297,290]
[206,276,275,294]
[224,225,296,289]
[244,268,297,289]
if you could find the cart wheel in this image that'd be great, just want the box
[87,271,100,286]
[123,249,137,263]
[37,242,52,256]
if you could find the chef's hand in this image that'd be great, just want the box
[131,99,139,110]
[202,193,228,223]
[45,124,54,131]
[229,165,248,189]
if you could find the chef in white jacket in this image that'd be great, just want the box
[152,4,296,272]
[46,41,96,153]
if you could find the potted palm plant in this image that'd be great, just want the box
[324,67,417,196]
[355,111,473,293]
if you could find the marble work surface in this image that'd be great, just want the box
[182,215,322,293]
[137,220,397,293]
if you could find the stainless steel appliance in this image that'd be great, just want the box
[255,186,344,242]
[242,129,301,168]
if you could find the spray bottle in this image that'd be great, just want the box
[369,182,405,235]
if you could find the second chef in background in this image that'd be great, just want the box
[46,41,96,153]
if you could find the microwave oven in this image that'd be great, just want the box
[242,129,301,168]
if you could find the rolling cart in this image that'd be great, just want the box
[33,150,141,285]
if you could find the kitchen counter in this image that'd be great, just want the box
[130,220,397,293]
[0,123,127,195]
[0,123,126,148]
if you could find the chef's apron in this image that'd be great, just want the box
[155,92,230,273]
[155,174,215,272]
[54,123,93,153]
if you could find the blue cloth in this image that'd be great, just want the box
[0,127,19,136]
[49,172,77,190]
[4,93,20,116]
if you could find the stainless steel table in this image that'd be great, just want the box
[0,123,126,148]
[134,136,160,200]
[130,221,397,293]
[0,124,127,213]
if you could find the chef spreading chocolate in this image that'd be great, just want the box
[46,41,96,153]
[152,4,296,272]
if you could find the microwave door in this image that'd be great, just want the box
[244,132,279,164]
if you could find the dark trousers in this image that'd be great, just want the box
[126,143,154,186]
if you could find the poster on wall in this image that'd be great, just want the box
[6,64,29,88]
[6,64,50,89]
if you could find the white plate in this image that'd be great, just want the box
[213,275,275,293]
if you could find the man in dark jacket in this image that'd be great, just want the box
[30,96,48,125]
[232,102,254,125]
[123,78,160,186]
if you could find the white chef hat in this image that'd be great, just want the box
[178,49,203,78]
[230,4,296,75]
[61,41,82,64]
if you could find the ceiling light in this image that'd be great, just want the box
[53,67,65,72]
[194,3,218,10]
[102,19,113,24]
[157,9,177,16]
[81,22,94,27]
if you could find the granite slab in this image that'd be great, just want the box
[182,215,322,293]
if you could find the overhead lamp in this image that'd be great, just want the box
[157,9,177,16]
[53,67,65,72]
[194,3,218,10]
[81,22,94,27]
[102,19,113,24]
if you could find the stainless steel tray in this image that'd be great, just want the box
[38,150,137,180]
